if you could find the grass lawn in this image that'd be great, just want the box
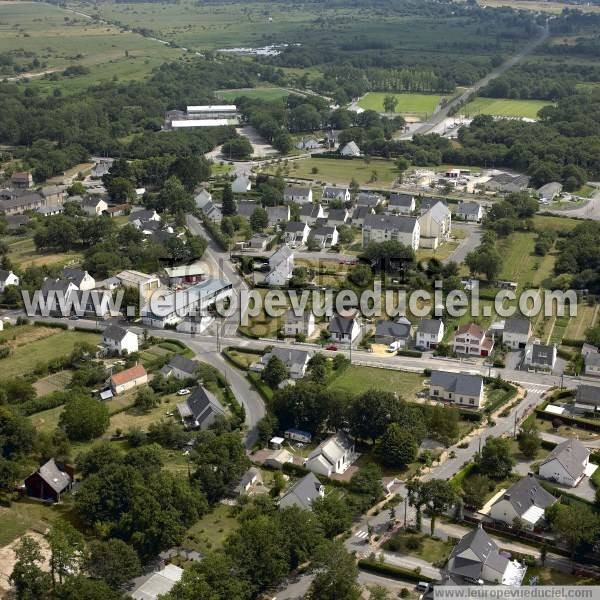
[497,232,555,289]
[225,348,263,369]
[462,97,553,119]
[107,394,181,436]
[533,214,579,233]
[216,87,289,101]
[416,240,459,262]
[0,326,100,378]
[525,566,600,585]
[183,504,238,554]
[7,236,84,269]
[357,92,443,116]
[265,157,400,187]
[327,365,425,400]
[565,304,598,340]
[383,530,454,564]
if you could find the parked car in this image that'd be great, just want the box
[177,388,191,396]
[325,344,338,351]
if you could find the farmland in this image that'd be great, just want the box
[357,92,444,116]
[497,232,555,289]
[462,97,553,119]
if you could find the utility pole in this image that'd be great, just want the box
[513,411,519,438]
[404,495,408,529]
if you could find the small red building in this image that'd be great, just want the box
[24,459,73,503]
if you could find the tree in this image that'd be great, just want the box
[223,137,253,160]
[221,183,236,216]
[10,535,51,600]
[106,176,135,202]
[59,393,109,441]
[67,181,86,196]
[549,503,599,568]
[477,437,514,479]
[418,479,457,536]
[157,175,194,214]
[250,207,268,232]
[461,474,494,509]
[395,157,410,183]
[85,538,141,589]
[169,156,210,191]
[262,355,288,388]
[376,424,418,468]
[134,387,159,413]
[307,541,361,600]
[348,390,404,442]
[383,95,399,113]
[313,494,354,538]
[48,520,85,586]
[54,576,123,600]
[307,353,328,384]
[348,264,372,287]
[273,131,293,154]
[518,422,540,459]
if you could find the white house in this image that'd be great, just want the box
[456,201,483,222]
[322,186,350,204]
[299,203,325,225]
[81,197,108,217]
[310,225,338,248]
[326,208,350,227]
[415,318,444,350]
[418,201,451,249]
[340,141,361,157]
[194,188,212,209]
[284,221,311,246]
[387,193,415,215]
[110,364,148,395]
[252,347,312,379]
[524,342,557,371]
[279,473,324,511]
[0,269,19,292]
[62,267,95,291]
[329,312,361,344]
[265,245,294,287]
[453,323,494,357]
[502,317,532,350]
[489,474,557,530]
[362,214,420,251]
[175,314,214,335]
[232,175,251,193]
[429,370,484,409]
[283,186,312,205]
[102,325,139,355]
[539,438,590,487]
[283,309,316,338]
[584,348,600,377]
[160,354,199,380]
[537,182,563,201]
[305,432,355,477]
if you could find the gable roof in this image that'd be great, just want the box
[455,323,485,339]
[577,385,600,405]
[0,269,16,283]
[168,354,199,376]
[62,267,90,287]
[286,221,308,233]
[299,204,323,218]
[111,364,147,387]
[177,386,226,426]
[531,343,555,366]
[430,370,483,397]
[41,278,76,294]
[284,186,311,197]
[421,200,450,222]
[457,201,482,215]
[33,458,72,494]
[388,193,414,208]
[504,317,531,336]
[540,438,589,479]
[279,472,323,510]
[356,193,381,207]
[103,325,131,343]
[264,347,311,371]
[376,318,412,340]
[493,475,556,517]
[417,318,443,335]
[329,313,357,335]
[327,208,348,221]
[585,351,600,368]
[363,213,418,233]
[322,186,348,199]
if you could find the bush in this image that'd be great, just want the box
[0,347,9,359]
[357,560,435,583]
[397,349,422,358]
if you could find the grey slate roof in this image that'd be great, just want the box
[356,193,381,207]
[299,204,322,218]
[284,186,311,198]
[540,438,589,479]
[531,344,554,366]
[37,459,72,494]
[493,475,556,517]
[286,221,308,233]
[329,313,356,335]
[177,386,226,426]
[327,208,347,222]
[417,318,443,335]
[41,278,75,293]
[504,317,531,336]
[363,213,418,233]
[62,267,89,287]
[264,347,311,372]
[279,472,323,511]
[322,186,348,199]
[103,325,130,343]
[388,193,414,208]
[376,318,412,340]
[576,384,600,406]
[585,352,600,367]
[457,201,481,216]
[236,201,258,218]
[168,354,199,376]
[430,370,483,397]
[352,206,373,221]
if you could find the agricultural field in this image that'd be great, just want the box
[565,304,599,341]
[216,87,289,102]
[327,365,425,399]
[462,97,553,119]
[477,0,600,13]
[497,232,555,289]
[0,1,182,94]
[265,157,401,187]
[6,235,84,269]
[357,92,444,116]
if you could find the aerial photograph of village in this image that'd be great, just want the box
[1,0,600,598]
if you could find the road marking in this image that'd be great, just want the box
[354,530,368,539]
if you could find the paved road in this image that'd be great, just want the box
[546,187,600,221]
[444,223,482,265]
[402,19,550,139]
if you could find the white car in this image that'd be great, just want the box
[177,388,191,396]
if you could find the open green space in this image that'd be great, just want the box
[216,87,289,101]
[383,530,454,564]
[7,235,84,269]
[462,97,553,119]
[183,503,239,554]
[357,92,443,115]
[497,232,555,289]
[327,365,425,400]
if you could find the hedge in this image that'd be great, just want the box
[358,559,435,583]
[19,391,69,417]
[397,349,422,358]
[458,409,482,422]
[34,320,68,330]
[451,462,477,487]
[282,462,310,477]
[73,326,102,334]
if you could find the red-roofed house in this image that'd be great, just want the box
[110,364,148,395]
[452,323,494,357]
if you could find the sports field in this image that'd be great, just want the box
[462,97,552,119]
[216,87,289,101]
[357,92,443,115]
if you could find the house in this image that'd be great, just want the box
[37,204,64,217]
[283,309,316,338]
[265,245,294,286]
[322,186,350,204]
[453,323,494,357]
[284,221,311,246]
[326,130,340,148]
[329,312,361,344]
[0,192,44,215]
[175,314,214,335]
[110,364,148,395]
[232,467,262,496]
[0,269,19,292]
[160,354,199,380]
[91,159,113,179]
[102,325,139,355]
[387,193,415,215]
[235,201,257,219]
[40,185,67,205]
[40,278,79,314]
[415,318,444,350]
[62,267,95,291]
[310,225,338,248]
[305,432,355,477]
[5,214,30,232]
[194,188,212,209]
[340,141,361,157]
[195,191,222,222]
[326,208,349,227]
[537,182,563,201]
[253,347,312,379]
[456,201,483,222]
[130,564,183,600]
[447,524,526,586]
[296,137,321,151]
[264,448,293,470]
[539,438,590,487]
[524,342,557,371]
[232,175,251,193]
[502,317,532,350]
[352,206,374,228]
[176,386,226,430]
[11,171,33,189]
[81,197,108,217]
[24,458,73,503]
[299,203,325,225]
[116,270,161,298]
[266,205,290,227]
[585,349,600,377]
[279,472,324,511]
[362,214,420,251]
[356,193,382,208]
[164,264,206,285]
[375,317,413,348]
[489,474,557,530]
[573,384,600,414]
[129,208,161,229]
[484,173,530,194]
[418,201,451,249]
[248,233,273,251]
[284,186,313,205]
[71,289,113,318]
[104,203,130,218]
[429,370,484,409]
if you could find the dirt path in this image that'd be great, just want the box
[0,531,50,596]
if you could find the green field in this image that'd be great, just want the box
[462,97,553,119]
[498,232,555,289]
[357,92,443,115]
[216,87,289,101]
[327,365,425,399]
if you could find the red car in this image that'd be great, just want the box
[325,344,338,351]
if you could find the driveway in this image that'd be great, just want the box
[444,223,482,265]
